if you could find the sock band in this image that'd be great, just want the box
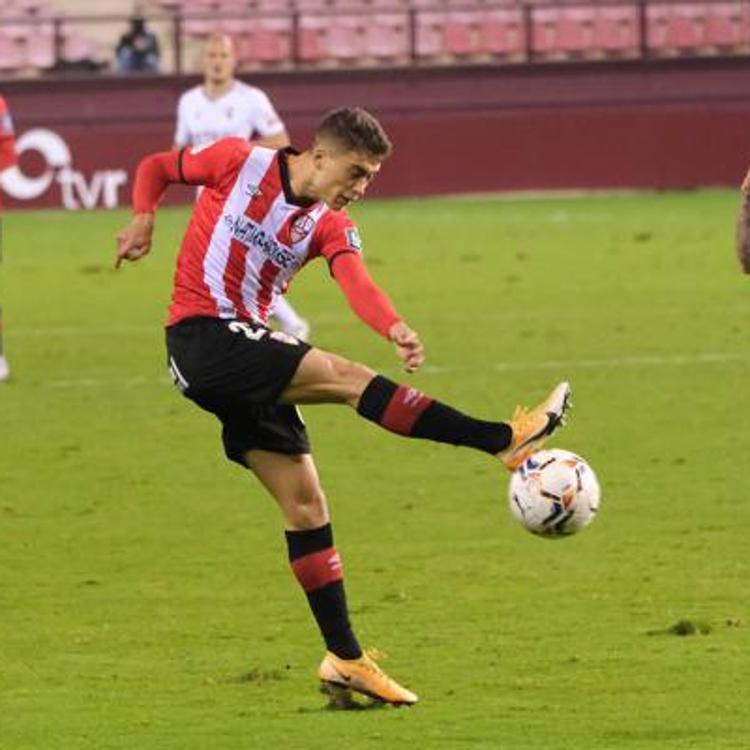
[381,385,434,435]
[285,523,333,561]
[291,547,343,592]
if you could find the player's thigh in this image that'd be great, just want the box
[244,449,329,530]
[280,348,376,406]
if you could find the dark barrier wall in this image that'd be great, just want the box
[1,58,749,210]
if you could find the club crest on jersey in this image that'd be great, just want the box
[290,214,315,244]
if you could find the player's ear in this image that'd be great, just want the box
[311,142,329,170]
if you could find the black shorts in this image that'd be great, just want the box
[165,317,312,465]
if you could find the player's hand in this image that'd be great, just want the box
[115,213,155,269]
[389,321,424,373]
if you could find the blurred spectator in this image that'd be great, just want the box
[116,16,160,73]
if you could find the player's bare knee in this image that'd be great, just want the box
[328,356,375,406]
[287,485,328,529]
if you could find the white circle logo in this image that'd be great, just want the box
[0,128,72,200]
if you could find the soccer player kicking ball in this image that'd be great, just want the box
[115,107,570,707]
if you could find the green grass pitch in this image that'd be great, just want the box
[1,190,748,749]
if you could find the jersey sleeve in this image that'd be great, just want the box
[0,96,17,172]
[133,137,251,213]
[313,209,364,271]
[173,94,190,148]
[311,211,401,338]
[253,90,286,138]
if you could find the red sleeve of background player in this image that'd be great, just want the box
[132,137,251,213]
[311,211,402,339]
[0,96,17,172]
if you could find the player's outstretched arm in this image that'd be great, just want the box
[736,168,750,273]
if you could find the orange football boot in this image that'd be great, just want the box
[499,381,571,470]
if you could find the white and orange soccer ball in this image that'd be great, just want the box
[508,449,601,537]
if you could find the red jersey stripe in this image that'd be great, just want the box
[256,259,282,321]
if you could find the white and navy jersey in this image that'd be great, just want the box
[166,139,361,327]
[174,81,285,148]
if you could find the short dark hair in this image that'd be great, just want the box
[315,107,392,160]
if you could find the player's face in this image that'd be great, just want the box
[203,40,235,85]
[313,147,382,211]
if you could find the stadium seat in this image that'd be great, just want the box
[532,7,591,58]
[703,2,743,48]
[326,15,368,61]
[590,5,639,55]
[479,8,524,58]
[237,18,292,64]
[254,0,293,10]
[26,32,55,68]
[296,16,328,62]
[364,13,409,60]
[663,6,703,52]
[293,0,332,10]
[442,12,482,58]
[0,36,25,71]
[415,11,447,59]
[646,3,704,53]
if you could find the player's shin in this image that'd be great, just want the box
[356,375,512,454]
[285,523,362,660]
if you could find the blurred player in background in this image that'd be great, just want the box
[0,93,17,382]
[174,33,310,340]
[736,167,750,272]
[115,107,571,707]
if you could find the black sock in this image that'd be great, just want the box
[357,375,512,454]
[285,523,362,660]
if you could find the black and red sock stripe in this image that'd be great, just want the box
[285,523,362,660]
[357,375,512,454]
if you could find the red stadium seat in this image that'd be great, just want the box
[297,16,328,62]
[26,32,55,68]
[326,15,368,61]
[0,36,25,71]
[479,8,524,57]
[442,12,481,57]
[591,5,639,55]
[533,7,591,57]
[365,13,409,60]
[415,11,446,58]
[704,2,743,48]
[662,7,703,51]
[236,19,292,64]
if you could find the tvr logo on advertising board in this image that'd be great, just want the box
[0,128,128,210]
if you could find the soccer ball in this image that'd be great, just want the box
[508,449,601,537]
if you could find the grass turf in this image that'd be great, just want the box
[1,191,748,749]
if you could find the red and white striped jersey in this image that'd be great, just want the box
[166,138,362,327]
